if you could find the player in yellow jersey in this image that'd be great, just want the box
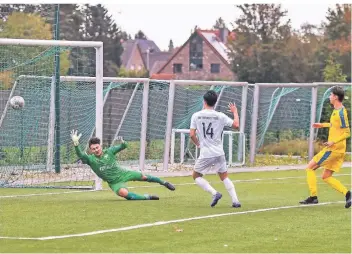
[299,86,351,208]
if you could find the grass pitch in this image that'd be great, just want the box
[0,168,351,253]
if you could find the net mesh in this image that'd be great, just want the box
[103,81,171,169]
[316,85,352,152]
[0,44,98,188]
[169,84,248,168]
[1,42,350,188]
[255,85,351,158]
[103,82,143,165]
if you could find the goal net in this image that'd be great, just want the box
[0,38,103,189]
[167,82,249,170]
[255,84,351,159]
[97,80,249,172]
[102,81,249,171]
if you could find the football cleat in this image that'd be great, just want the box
[299,196,318,204]
[164,182,176,191]
[345,191,351,209]
[211,192,222,207]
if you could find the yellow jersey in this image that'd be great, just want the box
[326,107,350,153]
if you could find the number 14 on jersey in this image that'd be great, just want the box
[202,122,214,138]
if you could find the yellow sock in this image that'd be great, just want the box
[306,168,317,196]
[323,177,348,195]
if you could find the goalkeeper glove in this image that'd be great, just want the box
[116,136,125,143]
[70,129,82,146]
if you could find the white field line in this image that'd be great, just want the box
[0,201,344,241]
[1,174,350,198]
[0,190,95,198]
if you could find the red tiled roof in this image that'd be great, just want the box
[156,29,232,74]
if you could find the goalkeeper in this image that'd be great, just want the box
[70,130,175,200]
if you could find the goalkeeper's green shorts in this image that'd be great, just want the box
[108,171,143,194]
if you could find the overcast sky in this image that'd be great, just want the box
[104,3,335,51]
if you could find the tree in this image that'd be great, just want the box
[118,66,148,78]
[325,4,351,41]
[0,4,38,22]
[318,53,349,144]
[57,4,85,41]
[134,30,147,40]
[0,12,70,88]
[34,4,126,77]
[213,17,226,29]
[0,4,128,79]
[323,54,347,82]
[120,31,130,42]
[80,4,124,76]
[324,4,351,80]
[283,23,326,82]
[228,4,292,83]
[0,11,52,39]
[228,4,330,83]
[168,39,174,52]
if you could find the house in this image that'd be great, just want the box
[155,28,235,80]
[120,39,172,75]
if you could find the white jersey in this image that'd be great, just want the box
[190,109,234,159]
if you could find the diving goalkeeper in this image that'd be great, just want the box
[70,130,175,200]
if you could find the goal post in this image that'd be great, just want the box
[0,38,103,190]
[0,74,152,183]
[170,129,246,166]
[249,82,352,164]
[162,80,249,171]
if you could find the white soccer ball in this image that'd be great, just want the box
[10,96,25,110]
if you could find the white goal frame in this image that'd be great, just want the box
[171,128,246,166]
[0,74,150,185]
[0,38,104,190]
[162,80,249,171]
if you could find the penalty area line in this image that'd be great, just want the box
[0,201,344,241]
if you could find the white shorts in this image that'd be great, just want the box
[194,155,227,174]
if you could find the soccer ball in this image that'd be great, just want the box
[10,96,25,110]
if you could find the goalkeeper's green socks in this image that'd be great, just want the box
[146,175,165,185]
[125,192,159,200]
[125,192,147,200]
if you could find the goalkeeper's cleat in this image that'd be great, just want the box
[164,182,176,191]
[299,196,318,204]
[145,194,159,200]
[232,202,241,208]
[211,192,222,207]
[345,191,351,209]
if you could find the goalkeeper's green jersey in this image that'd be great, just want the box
[74,142,128,184]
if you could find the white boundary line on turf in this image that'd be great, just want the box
[1,174,350,198]
[0,190,96,198]
[0,201,344,241]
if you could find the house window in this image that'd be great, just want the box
[138,65,142,70]
[130,64,135,70]
[173,63,182,73]
[189,35,203,71]
[211,64,220,73]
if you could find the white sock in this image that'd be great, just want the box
[223,178,239,203]
[195,177,217,196]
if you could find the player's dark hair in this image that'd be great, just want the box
[203,90,218,107]
[331,86,344,102]
[89,137,100,147]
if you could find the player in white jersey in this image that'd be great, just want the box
[190,90,241,208]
